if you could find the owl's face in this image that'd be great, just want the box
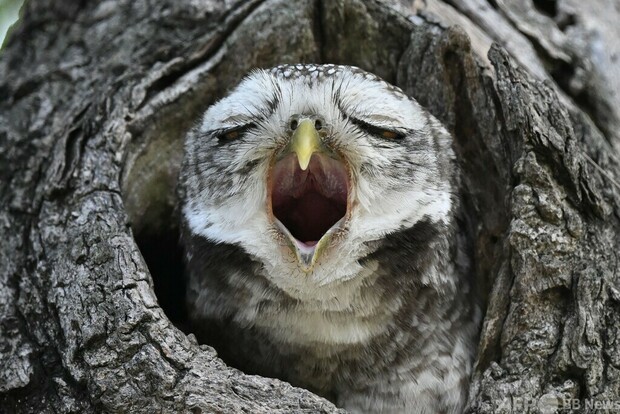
[182,65,454,299]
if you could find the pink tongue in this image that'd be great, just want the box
[271,153,348,243]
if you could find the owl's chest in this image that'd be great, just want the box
[234,275,402,348]
[229,298,403,395]
[259,306,388,345]
[194,263,410,393]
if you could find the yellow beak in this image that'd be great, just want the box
[290,119,321,170]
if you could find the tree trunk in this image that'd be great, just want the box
[1,0,618,413]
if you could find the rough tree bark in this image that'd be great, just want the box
[1,0,619,413]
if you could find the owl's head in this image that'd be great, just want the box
[181,64,455,299]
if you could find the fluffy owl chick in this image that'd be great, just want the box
[179,64,479,413]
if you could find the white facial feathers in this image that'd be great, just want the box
[183,64,454,298]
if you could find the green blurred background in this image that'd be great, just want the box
[0,0,23,47]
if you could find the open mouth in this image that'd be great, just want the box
[270,152,349,267]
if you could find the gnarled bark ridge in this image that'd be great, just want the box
[1,0,619,412]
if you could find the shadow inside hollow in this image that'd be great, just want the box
[135,227,190,332]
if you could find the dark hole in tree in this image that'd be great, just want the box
[134,226,189,330]
[122,75,223,335]
[532,0,558,17]
[122,121,191,332]
[556,12,576,31]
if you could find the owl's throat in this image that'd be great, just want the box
[270,153,349,246]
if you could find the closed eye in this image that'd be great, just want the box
[215,123,256,141]
[349,116,405,140]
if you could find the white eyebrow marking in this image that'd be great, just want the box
[364,114,401,124]
[222,115,254,124]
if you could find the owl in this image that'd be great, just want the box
[179,64,479,413]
